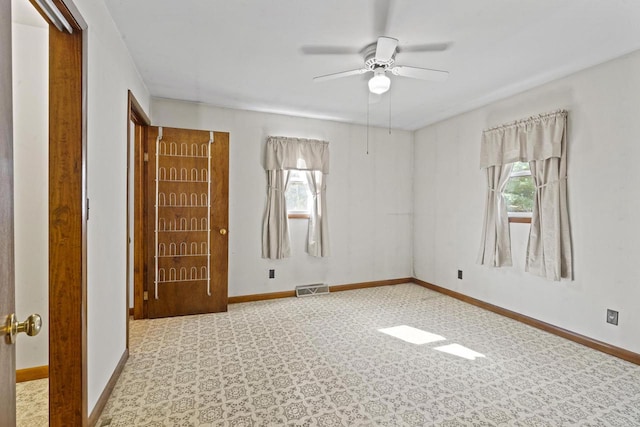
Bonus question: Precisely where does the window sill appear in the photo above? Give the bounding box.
[288,213,310,219]
[509,216,531,224]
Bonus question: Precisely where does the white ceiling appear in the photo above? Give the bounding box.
[103,0,640,130]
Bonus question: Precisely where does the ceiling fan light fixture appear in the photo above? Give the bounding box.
[368,69,390,94]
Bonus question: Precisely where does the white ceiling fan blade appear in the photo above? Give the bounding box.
[390,65,449,81]
[313,68,370,83]
[375,36,398,63]
[397,42,452,53]
[300,45,361,55]
[313,68,369,83]
[373,0,392,36]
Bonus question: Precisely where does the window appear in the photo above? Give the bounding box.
[504,162,534,223]
[285,170,311,218]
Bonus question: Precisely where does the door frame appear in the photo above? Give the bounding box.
[27,0,88,425]
[127,90,150,336]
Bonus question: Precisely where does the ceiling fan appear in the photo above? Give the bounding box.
[310,36,450,95]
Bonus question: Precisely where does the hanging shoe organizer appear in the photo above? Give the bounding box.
[154,127,214,299]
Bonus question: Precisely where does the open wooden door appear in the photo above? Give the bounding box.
[8,0,87,424]
[146,126,228,318]
[0,2,17,425]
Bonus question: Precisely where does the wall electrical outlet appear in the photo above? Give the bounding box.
[606,309,618,325]
[269,269,275,279]
[457,270,463,280]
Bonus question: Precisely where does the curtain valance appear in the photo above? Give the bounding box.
[265,136,330,174]
[479,110,567,168]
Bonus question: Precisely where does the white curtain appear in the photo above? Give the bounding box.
[262,136,330,259]
[478,110,572,280]
[526,150,572,280]
[477,163,513,267]
[305,170,329,257]
[261,170,291,259]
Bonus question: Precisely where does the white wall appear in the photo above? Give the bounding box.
[413,49,640,354]
[70,0,150,413]
[12,20,48,370]
[151,99,414,297]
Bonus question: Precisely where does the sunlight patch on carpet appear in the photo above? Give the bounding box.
[378,325,446,345]
[434,343,486,360]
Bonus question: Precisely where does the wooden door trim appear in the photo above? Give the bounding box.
[16,365,49,383]
[48,22,86,427]
[127,90,150,331]
[87,349,128,426]
[128,90,150,125]
[39,0,87,425]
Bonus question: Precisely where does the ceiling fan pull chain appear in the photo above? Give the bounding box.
[366,99,370,155]
[388,91,392,135]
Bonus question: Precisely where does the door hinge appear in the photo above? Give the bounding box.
[86,198,90,220]
[143,152,149,162]
[143,291,148,301]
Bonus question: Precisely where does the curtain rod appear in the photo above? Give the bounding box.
[267,136,329,144]
[483,109,567,134]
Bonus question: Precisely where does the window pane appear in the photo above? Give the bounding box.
[504,175,535,213]
[285,171,310,212]
[511,161,530,173]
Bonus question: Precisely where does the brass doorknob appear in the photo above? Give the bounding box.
[219,228,227,235]
[4,313,42,344]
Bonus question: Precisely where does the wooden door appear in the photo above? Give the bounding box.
[9,1,87,424]
[146,126,228,318]
[0,2,16,425]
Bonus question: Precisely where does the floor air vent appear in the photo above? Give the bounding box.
[295,283,329,297]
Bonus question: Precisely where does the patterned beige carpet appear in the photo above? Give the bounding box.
[16,378,48,426]
[93,284,640,426]
[17,284,640,425]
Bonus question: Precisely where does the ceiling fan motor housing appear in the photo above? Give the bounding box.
[363,43,395,71]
